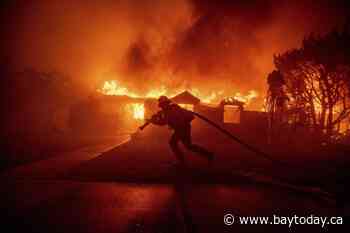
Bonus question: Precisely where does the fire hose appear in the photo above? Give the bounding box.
[138,112,335,201]
[190,111,289,166]
[139,111,289,167]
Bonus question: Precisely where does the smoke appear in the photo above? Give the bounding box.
[178,0,348,92]
[2,0,349,108]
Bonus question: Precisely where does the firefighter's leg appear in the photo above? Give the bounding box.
[181,126,214,161]
[169,132,185,164]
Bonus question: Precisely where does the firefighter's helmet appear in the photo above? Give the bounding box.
[158,95,171,108]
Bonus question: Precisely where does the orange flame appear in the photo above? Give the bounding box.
[99,80,258,106]
[100,80,139,97]
[125,103,145,120]
[232,90,258,104]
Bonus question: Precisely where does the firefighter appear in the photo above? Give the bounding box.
[149,95,214,165]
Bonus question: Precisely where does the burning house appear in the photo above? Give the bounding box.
[68,82,268,142]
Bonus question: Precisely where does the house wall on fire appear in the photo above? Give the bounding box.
[69,91,268,141]
[68,95,145,135]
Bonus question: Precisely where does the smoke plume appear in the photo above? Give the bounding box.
[2,0,349,108]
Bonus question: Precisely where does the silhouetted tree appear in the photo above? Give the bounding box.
[266,70,288,120]
[274,29,350,137]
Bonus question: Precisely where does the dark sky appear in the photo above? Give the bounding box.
[1,0,349,107]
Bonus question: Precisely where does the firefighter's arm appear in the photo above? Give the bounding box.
[149,111,167,125]
[139,121,151,130]
[139,111,167,130]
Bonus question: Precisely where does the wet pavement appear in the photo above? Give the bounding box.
[0,131,343,233]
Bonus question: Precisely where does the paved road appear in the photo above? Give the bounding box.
[0,133,342,233]
[1,136,130,180]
